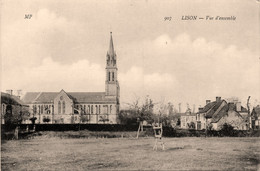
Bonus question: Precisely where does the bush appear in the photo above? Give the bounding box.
[220,123,235,136]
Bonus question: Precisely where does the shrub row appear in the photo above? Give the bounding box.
[2,124,139,132]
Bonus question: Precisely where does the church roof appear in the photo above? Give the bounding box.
[22,91,115,104]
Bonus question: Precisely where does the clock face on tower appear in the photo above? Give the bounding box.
[60,96,63,100]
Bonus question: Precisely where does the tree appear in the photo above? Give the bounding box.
[124,96,155,138]
[247,96,251,130]
[4,105,29,125]
[220,123,234,136]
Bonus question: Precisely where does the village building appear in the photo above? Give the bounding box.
[22,33,120,124]
[180,111,196,129]
[251,105,260,129]
[210,102,247,130]
[1,92,29,124]
[196,97,248,130]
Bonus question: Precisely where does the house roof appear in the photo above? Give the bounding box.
[211,104,229,123]
[252,105,260,117]
[1,92,28,106]
[22,91,116,104]
[240,106,248,113]
[197,101,217,114]
[206,100,225,118]
[211,103,243,123]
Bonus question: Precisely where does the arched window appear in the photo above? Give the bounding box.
[58,101,61,114]
[110,105,112,113]
[99,105,101,114]
[38,105,40,114]
[62,101,65,114]
[95,105,98,114]
[41,105,43,114]
[91,105,93,114]
[84,105,86,114]
[112,72,114,81]
[108,72,111,81]
[33,105,36,114]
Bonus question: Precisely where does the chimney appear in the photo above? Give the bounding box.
[236,102,241,112]
[229,102,235,111]
[206,100,211,104]
[216,96,221,102]
[6,90,13,95]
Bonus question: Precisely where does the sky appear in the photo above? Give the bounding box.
[1,0,259,111]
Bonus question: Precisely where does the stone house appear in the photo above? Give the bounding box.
[196,97,248,130]
[211,103,247,130]
[180,112,196,129]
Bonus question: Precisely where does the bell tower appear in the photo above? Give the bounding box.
[105,32,120,99]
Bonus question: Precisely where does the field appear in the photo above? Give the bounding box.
[1,134,260,170]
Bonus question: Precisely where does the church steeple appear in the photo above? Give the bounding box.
[106,32,117,67]
[108,32,115,57]
[105,32,119,98]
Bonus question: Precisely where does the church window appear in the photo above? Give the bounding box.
[84,105,86,114]
[110,105,112,113]
[108,72,111,81]
[112,72,114,81]
[62,101,65,114]
[58,101,61,114]
[91,105,93,114]
[41,105,43,114]
[39,105,41,114]
[99,105,101,114]
[33,105,36,114]
[96,105,98,114]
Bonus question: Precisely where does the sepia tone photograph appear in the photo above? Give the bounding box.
[1,0,260,170]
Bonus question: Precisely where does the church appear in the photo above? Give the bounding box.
[22,33,120,124]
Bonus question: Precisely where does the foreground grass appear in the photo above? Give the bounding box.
[1,135,260,170]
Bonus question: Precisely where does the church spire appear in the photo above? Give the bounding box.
[107,32,117,67]
[108,32,115,57]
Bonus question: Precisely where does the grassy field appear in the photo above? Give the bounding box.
[1,134,260,170]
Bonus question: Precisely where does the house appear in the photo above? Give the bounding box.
[196,97,226,130]
[211,103,247,130]
[196,97,248,130]
[22,33,120,124]
[251,105,260,129]
[180,111,196,129]
[1,92,29,124]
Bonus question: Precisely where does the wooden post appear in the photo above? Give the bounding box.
[136,122,141,139]
[14,126,19,140]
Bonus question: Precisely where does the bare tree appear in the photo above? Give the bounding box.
[247,96,251,130]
